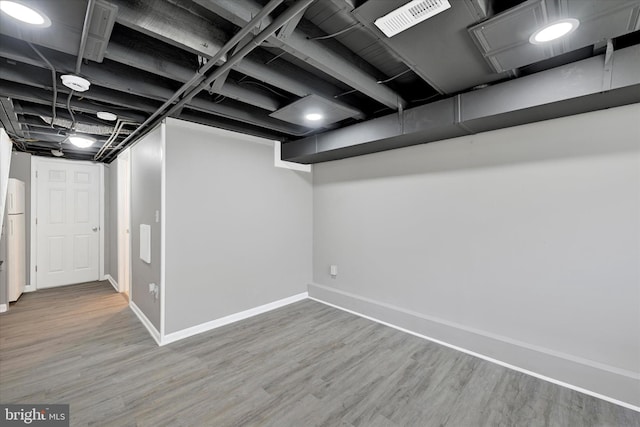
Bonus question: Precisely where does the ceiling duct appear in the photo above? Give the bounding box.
[374,0,452,37]
[39,116,133,135]
[281,44,640,164]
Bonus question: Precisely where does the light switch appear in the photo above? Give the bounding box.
[330,265,338,277]
[155,210,160,223]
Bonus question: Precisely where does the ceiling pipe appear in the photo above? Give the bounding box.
[64,0,95,137]
[27,42,58,126]
[116,0,315,156]
[76,0,95,74]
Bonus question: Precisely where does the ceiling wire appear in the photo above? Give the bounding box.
[334,89,357,99]
[377,69,411,84]
[66,91,76,130]
[238,80,289,98]
[307,23,358,41]
[411,93,440,103]
[27,42,57,127]
[265,51,286,65]
[86,99,132,110]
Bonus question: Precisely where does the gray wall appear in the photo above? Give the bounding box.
[106,161,118,280]
[131,125,163,330]
[311,104,640,406]
[164,118,312,334]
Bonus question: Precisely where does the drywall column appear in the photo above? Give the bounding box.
[163,118,312,336]
[310,104,640,407]
[130,124,164,333]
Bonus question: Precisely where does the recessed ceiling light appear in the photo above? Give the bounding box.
[50,149,63,157]
[0,1,51,27]
[529,19,579,44]
[67,134,96,148]
[97,111,117,121]
[61,74,91,92]
[305,113,323,121]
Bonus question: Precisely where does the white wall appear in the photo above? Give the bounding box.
[311,104,640,406]
[107,161,118,280]
[164,119,312,335]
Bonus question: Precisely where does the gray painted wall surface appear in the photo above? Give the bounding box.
[164,118,312,334]
[131,125,163,330]
[312,104,640,404]
[106,161,118,280]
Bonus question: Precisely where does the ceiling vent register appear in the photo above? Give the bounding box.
[374,0,451,38]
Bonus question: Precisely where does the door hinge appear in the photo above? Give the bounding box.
[35,171,38,178]
[35,218,38,225]
[35,265,38,272]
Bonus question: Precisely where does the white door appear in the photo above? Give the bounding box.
[35,158,102,288]
[117,149,131,295]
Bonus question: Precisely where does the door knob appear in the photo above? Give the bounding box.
[92,227,98,232]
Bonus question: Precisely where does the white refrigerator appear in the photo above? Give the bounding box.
[7,178,26,302]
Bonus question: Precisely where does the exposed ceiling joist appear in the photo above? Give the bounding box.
[105,38,282,111]
[234,55,364,119]
[0,97,25,138]
[0,38,308,136]
[195,0,407,110]
[0,0,638,163]
[110,0,227,59]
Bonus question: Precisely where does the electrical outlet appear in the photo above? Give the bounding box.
[148,283,159,300]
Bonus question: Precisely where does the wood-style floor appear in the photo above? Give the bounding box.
[0,282,638,426]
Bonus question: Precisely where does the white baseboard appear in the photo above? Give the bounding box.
[0,303,7,313]
[308,283,640,412]
[129,300,162,346]
[104,274,119,292]
[162,292,309,346]
[23,285,36,293]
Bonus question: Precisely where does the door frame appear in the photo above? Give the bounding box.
[29,157,105,291]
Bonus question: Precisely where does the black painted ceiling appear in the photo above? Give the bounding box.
[0,0,638,162]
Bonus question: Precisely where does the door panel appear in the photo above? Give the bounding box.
[36,159,101,288]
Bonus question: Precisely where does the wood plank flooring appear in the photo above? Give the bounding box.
[0,282,638,426]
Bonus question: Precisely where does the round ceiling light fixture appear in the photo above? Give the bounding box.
[61,74,91,92]
[0,1,51,27]
[97,111,117,121]
[67,134,96,148]
[305,113,323,121]
[529,18,580,44]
